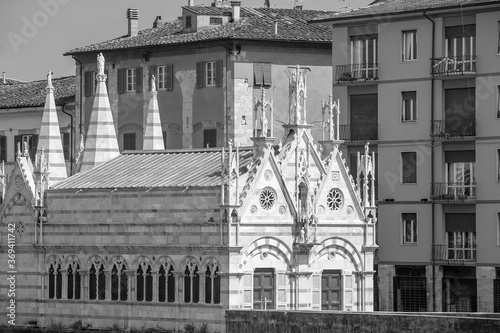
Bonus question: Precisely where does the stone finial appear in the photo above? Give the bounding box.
[151,74,156,92]
[47,71,53,88]
[254,86,273,138]
[286,65,310,125]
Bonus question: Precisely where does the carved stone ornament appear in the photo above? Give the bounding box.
[327,188,343,211]
[14,175,24,191]
[259,187,277,211]
[250,205,258,214]
[279,205,286,215]
[317,205,325,215]
[346,205,354,215]
[264,170,273,181]
[16,222,25,237]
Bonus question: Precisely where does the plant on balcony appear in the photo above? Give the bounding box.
[338,72,353,82]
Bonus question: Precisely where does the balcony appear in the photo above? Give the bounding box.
[431,56,476,77]
[431,182,476,201]
[335,63,378,84]
[432,244,476,265]
[339,123,378,142]
[431,120,475,139]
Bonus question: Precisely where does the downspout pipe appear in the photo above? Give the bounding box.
[423,11,436,312]
[61,104,74,175]
[71,55,83,146]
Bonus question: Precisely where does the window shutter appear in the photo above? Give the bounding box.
[343,271,353,311]
[84,71,92,97]
[311,274,321,310]
[117,69,124,94]
[276,271,286,310]
[215,59,223,87]
[136,67,143,93]
[149,66,156,91]
[0,136,6,162]
[242,273,253,309]
[166,64,174,91]
[30,135,39,159]
[254,63,263,86]
[196,62,204,88]
[263,63,272,86]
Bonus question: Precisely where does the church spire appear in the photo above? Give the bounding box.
[80,53,120,172]
[143,75,165,150]
[36,70,68,187]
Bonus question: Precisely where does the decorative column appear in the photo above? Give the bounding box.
[77,270,88,300]
[152,269,159,302]
[104,269,112,300]
[61,269,68,299]
[126,270,135,302]
[199,271,206,303]
[173,271,183,303]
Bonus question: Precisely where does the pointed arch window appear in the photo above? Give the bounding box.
[137,263,153,302]
[89,261,105,300]
[205,262,221,304]
[67,263,81,300]
[111,262,128,301]
[299,182,308,217]
[48,262,62,299]
[159,263,175,302]
[184,262,199,303]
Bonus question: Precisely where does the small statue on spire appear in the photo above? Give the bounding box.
[97,53,105,75]
[151,75,156,92]
[47,70,53,88]
[261,112,268,137]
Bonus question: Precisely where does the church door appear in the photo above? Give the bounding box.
[322,270,342,310]
[253,268,274,309]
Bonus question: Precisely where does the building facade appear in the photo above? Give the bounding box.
[314,0,500,313]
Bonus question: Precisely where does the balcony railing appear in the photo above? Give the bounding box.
[431,182,476,201]
[335,63,378,83]
[339,123,378,142]
[432,244,476,265]
[431,56,476,77]
[431,120,476,139]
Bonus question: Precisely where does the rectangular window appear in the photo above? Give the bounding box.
[402,91,417,122]
[401,152,417,183]
[254,63,272,86]
[350,34,378,80]
[126,68,136,92]
[498,22,500,54]
[203,129,217,148]
[0,135,6,162]
[402,213,417,244]
[156,64,173,91]
[447,231,476,260]
[445,24,476,72]
[210,17,222,25]
[157,66,166,90]
[186,15,192,28]
[61,132,70,161]
[206,61,215,86]
[402,30,417,61]
[123,133,136,150]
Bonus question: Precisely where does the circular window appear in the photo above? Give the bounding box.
[327,188,343,211]
[259,187,277,211]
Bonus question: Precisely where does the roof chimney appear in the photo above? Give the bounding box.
[264,0,270,8]
[2,72,5,84]
[294,5,303,10]
[188,0,194,5]
[153,15,162,28]
[127,8,139,37]
[231,1,241,22]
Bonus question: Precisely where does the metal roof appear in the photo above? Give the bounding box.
[52,148,254,190]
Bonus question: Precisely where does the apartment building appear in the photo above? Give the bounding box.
[313,0,500,312]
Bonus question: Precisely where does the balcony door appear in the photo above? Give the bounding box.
[446,162,475,198]
[350,35,378,80]
[445,25,476,72]
[445,213,476,261]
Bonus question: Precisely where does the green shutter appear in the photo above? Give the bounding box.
[196,62,204,88]
[117,69,124,94]
[166,64,174,91]
[136,67,143,92]
[84,71,92,97]
[215,59,223,87]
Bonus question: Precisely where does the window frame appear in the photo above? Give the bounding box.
[402,30,418,62]
[254,62,272,87]
[123,132,137,151]
[186,15,192,28]
[203,128,217,148]
[401,151,417,184]
[210,17,223,25]
[205,61,216,87]
[157,65,166,90]
[126,68,136,92]
[401,91,417,122]
[402,213,418,245]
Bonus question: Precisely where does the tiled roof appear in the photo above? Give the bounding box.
[0,77,26,85]
[65,7,333,55]
[52,148,254,190]
[0,76,75,108]
[311,0,500,23]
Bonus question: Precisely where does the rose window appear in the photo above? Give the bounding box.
[327,189,343,211]
[259,187,276,211]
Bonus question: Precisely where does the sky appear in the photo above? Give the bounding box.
[0,0,372,82]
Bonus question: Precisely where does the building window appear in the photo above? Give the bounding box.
[157,66,166,90]
[60,132,70,160]
[350,34,378,80]
[186,15,192,28]
[210,17,222,25]
[402,30,417,61]
[447,231,476,260]
[184,263,199,303]
[203,129,217,148]
[401,152,417,184]
[159,262,175,302]
[136,263,153,302]
[156,64,173,91]
[126,68,136,92]
[48,262,62,299]
[118,68,142,94]
[205,262,221,304]
[67,263,81,300]
[498,149,500,182]
[402,213,417,244]
[254,63,272,86]
[123,133,136,151]
[401,91,417,122]
[498,22,500,54]
[446,160,476,198]
[0,135,6,162]
[14,134,38,161]
[196,60,223,88]
[260,187,277,211]
[111,262,127,301]
[497,86,500,118]
[445,24,476,72]
[89,262,105,300]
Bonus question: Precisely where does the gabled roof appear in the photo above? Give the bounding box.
[65,7,333,55]
[311,0,500,23]
[52,148,254,190]
[0,76,75,109]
